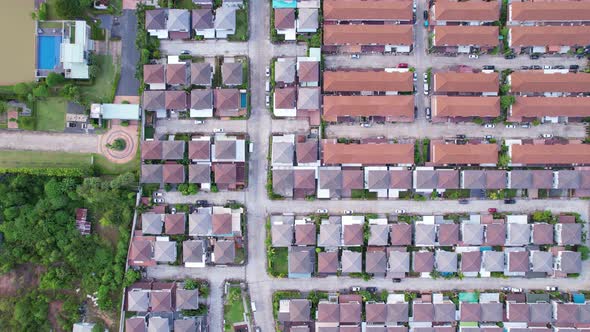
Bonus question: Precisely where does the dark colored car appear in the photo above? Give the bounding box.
[505,54,516,59]
[459,199,469,205]
[530,54,540,60]
[366,287,378,293]
[532,65,542,70]
[392,278,402,283]
[504,199,516,204]
[457,134,466,139]
[423,10,429,20]
[483,65,495,70]
[570,65,580,70]
[520,66,529,70]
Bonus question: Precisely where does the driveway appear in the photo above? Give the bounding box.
[115,10,140,96]
[0,131,99,153]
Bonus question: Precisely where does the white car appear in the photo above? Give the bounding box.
[265,95,270,107]
[194,120,204,124]
[265,66,270,77]
[153,192,163,197]
[511,287,523,293]
[316,209,328,214]
[344,210,353,215]
[423,73,428,83]
[542,133,553,138]
[361,123,371,128]
[543,65,551,69]
[546,286,558,291]
[351,286,361,292]
[171,207,177,214]
[153,198,164,204]
[213,128,224,133]
[521,123,531,128]
[351,54,360,59]
[395,209,406,214]
[468,54,479,59]
[484,123,495,128]
[505,124,516,128]
[484,135,493,140]
[413,72,417,81]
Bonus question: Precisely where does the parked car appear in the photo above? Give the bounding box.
[317,209,328,214]
[361,122,371,128]
[395,209,406,214]
[392,278,402,283]
[530,54,540,60]
[520,65,529,70]
[511,287,523,293]
[153,198,164,204]
[423,83,429,95]
[425,107,431,118]
[351,54,360,59]
[196,200,208,206]
[505,124,516,128]
[398,63,408,68]
[484,123,495,128]
[351,286,361,292]
[194,120,204,124]
[554,65,565,69]
[483,65,495,70]
[423,73,428,83]
[457,134,466,139]
[413,72,418,81]
[459,199,469,204]
[213,128,224,133]
[501,286,511,292]
[570,65,580,70]
[546,286,559,292]
[468,54,479,59]
[366,287,378,293]
[521,123,531,128]
[543,65,551,70]
[488,208,497,213]
[505,54,516,59]
[154,192,163,197]
[265,95,270,107]
[504,199,516,204]
[171,207,177,214]
[344,210,354,215]
[542,133,553,138]
[423,10,428,20]
[265,66,270,77]
[532,65,542,70]
[424,20,429,27]
[180,50,190,55]
[484,135,493,140]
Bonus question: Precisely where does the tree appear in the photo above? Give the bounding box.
[13,83,30,98]
[55,0,92,19]
[123,270,141,287]
[61,84,81,103]
[107,138,127,151]
[500,95,515,110]
[32,84,49,99]
[0,101,7,114]
[46,72,65,87]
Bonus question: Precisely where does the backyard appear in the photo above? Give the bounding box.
[224,286,246,332]
[35,97,67,131]
[228,3,249,41]
[80,55,119,103]
[268,247,288,277]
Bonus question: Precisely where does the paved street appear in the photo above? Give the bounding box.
[116,10,140,96]
[0,131,99,153]
[327,120,587,139]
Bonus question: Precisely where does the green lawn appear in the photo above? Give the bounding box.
[269,247,288,277]
[80,55,118,103]
[93,153,139,176]
[224,287,245,332]
[35,97,66,131]
[0,150,92,168]
[228,4,249,41]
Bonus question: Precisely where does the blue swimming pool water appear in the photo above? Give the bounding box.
[240,92,247,108]
[273,0,297,8]
[37,36,62,70]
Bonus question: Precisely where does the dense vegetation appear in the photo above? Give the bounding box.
[0,173,137,331]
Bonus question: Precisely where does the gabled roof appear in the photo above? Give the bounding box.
[154,240,177,262]
[275,58,296,84]
[323,24,413,46]
[188,164,211,184]
[510,2,590,22]
[176,288,199,310]
[324,70,413,93]
[433,0,500,22]
[143,90,165,110]
[323,142,414,165]
[317,251,339,274]
[167,63,187,85]
[391,223,412,246]
[222,62,243,86]
[341,250,362,273]
[324,0,413,21]
[191,63,212,86]
[510,72,590,93]
[512,143,590,165]
[323,95,414,122]
[432,96,500,118]
[434,71,500,93]
[192,9,213,29]
[413,251,434,273]
[213,239,235,264]
[275,8,295,29]
[509,26,590,47]
[512,97,590,119]
[434,26,499,47]
[461,251,481,273]
[146,9,167,30]
[165,90,188,110]
[388,250,410,273]
[144,64,165,84]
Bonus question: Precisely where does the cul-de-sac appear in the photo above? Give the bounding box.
[1,1,590,332]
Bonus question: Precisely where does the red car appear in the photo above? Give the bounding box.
[398,63,409,68]
[488,208,497,213]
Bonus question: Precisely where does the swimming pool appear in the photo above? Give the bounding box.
[240,92,247,108]
[37,35,62,70]
[272,0,297,8]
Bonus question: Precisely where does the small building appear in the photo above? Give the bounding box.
[75,208,91,236]
[90,103,141,121]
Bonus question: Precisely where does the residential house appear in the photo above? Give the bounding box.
[413,168,460,193]
[275,57,297,86]
[341,250,362,275]
[556,251,582,274]
[509,26,590,54]
[323,95,414,123]
[278,299,311,323]
[431,0,500,25]
[212,239,235,264]
[125,317,147,332]
[297,59,319,87]
[387,249,410,278]
[461,170,507,190]
[365,167,412,198]
[215,7,237,39]
[509,97,590,123]
[323,24,414,54]
[433,71,499,96]
[413,251,434,275]
[154,239,177,263]
[183,240,207,267]
[366,248,387,277]
[297,8,318,33]
[275,9,296,41]
[433,26,499,53]
[222,61,243,86]
[318,216,342,248]
[555,223,582,245]
[508,170,554,189]
[323,70,413,93]
[317,251,339,276]
[214,89,243,117]
[288,247,314,278]
[142,90,165,116]
[271,215,295,247]
[190,62,213,86]
[508,140,590,166]
[322,141,415,166]
[508,2,590,25]
[192,9,215,39]
[146,9,168,39]
[165,90,188,112]
[274,87,297,117]
[509,72,590,95]
[129,237,155,266]
[141,141,185,160]
[435,250,458,273]
[167,9,191,39]
[430,141,499,166]
[166,63,188,86]
[431,96,500,122]
[144,64,166,90]
[190,89,214,117]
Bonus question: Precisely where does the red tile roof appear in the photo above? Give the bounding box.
[324,70,413,92]
[510,2,590,22]
[323,142,414,165]
[431,142,499,165]
[434,26,499,47]
[509,26,590,47]
[432,96,500,118]
[434,71,499,93]
[511,142,590,165]
[434,0,500,22]
[323,24,413,46]
[324,0,413,21]
[510,72,590,93]
[323,95,414,122]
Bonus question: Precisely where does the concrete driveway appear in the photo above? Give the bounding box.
[115,10,140,96]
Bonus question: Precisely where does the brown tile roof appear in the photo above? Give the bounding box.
[323,24,413,46]
[317,251,339,274]
[214,89,240,111]
[366,302,387,323]
[294,169,316,190]
[434,26,499,47]
[510,72,590,93]
[434,72,499,93]
[295,223,317,245]
[221,62,243,86]
[163,164,185,183]
[166,63,187,85]
[532,223,554,245]
[510,26,590,47]
[342,169,364,190]
[150,289,172,312]
[214,163,237,186]
[461,251,482,273]
[431,142,499,165]
[485,223,506,246]
[391,223,412,246]
[274,87,296,109]
[432,96,500,118]
[340,301,362,323]
[188,140,211,160]
[511,97,590,119]
[323,95,414,122]
[413,251,434,272]
[165,213,186,234]
[391,170,413,189]
[298,61,320,84]
[143,90,165,110]
[461,303,481,322]
[324,0,413,21]
[126,317,146,332]
[212,213,232,235]
[142,141,163,160]
[324,70,413,92]
[512,142,590,165]
[508,251,529,273]
[144,64,165,84]
[165,90,188,109]
[275,8,295,29]
[190,62,212,86]
[296,140,318,164]
[434,0,500,21]
[509,2,590,22]
[343,224,364,246]
[507,302,529,322]
[130,239,154,262]
[318,302,340,322]
[438,223,459,246]
[323,142,414,165]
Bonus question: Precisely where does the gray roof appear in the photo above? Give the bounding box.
[435,250,458,273]
[388,250,410,273]
[461,223,484,245]
[318,223,342,247]
[191,63,212,86]
[271,222,293,247]
[167,9,190,31]
[556,170,582,189]
[531,251,553,273]
[289,247,314,275]
[189,213,212,235]
[192,9,213,30]
[190,89,213,109]
[214,7,237,30]
[367,170,390,189]
[275,58,296,84]
[510,170,553,189]
[483,251,504,272]
[174,319,196,332]
[162,141,185,160]
[529,303,552,323]
[297,87,320,110]
[557,223,582,245]
[142,213,164,234]
[176,288,199,310]
[213,239,235,264]
[506,223,530,246]
[128,290,150,311]
[415,170,459,189]
[319,168,343,190]
[387,303,409,322]
[141,164,163,184]
[183,240,205,263]
[188,164,211,184]
[154,241,177,262]
[560,251,581,274]
[272,169,294,197]
[222,62,243,86]
[148,317,169,332]
[434,303,456,323]
[289,299,311,322]
[143,90,165,110]
[272,141,294,165]
[341,250,362,273]
[369,224,389,246]
[415,223,436,246]
[365,250,387,274]
[73,323,95,332]
[297,8,319,30]
[462,170,506,189]
[481,302,503,322]
[146,9,166,30]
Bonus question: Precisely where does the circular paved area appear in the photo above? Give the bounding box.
[99,125,138,164]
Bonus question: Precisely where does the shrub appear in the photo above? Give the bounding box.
[107,138,126,151]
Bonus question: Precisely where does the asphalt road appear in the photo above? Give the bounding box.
[115,10,140,96]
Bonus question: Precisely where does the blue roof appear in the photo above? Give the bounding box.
[273,0,297,8]
[101,104,140,120]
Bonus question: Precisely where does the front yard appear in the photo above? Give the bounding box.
[268,247,288,277]
[35,97,66,131]
[224,286,246,332]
